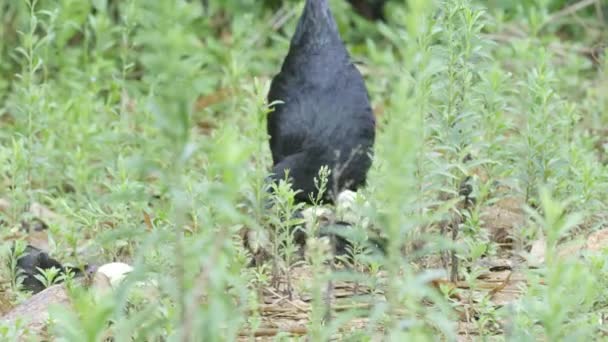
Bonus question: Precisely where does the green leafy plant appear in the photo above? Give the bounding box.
[0,0,606,340]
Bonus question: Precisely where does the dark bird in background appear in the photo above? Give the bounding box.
[267,0,375,204]
[345,0,387,21]
[263,0,388,21]
[14,245,85,294]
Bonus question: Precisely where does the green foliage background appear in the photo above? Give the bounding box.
[0,0,607,340]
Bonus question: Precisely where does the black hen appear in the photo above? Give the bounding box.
[267,0,375,204]
[15,245,84,294]
[346,0,387,21]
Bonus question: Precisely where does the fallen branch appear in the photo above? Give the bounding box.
[240,326,308,337]
[545,0,598,26]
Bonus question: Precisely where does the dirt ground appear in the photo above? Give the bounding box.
[2,195,607,340]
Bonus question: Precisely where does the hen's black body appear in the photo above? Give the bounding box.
[346,0,386,21]
[267,0,375,204]
[15,245,84,294]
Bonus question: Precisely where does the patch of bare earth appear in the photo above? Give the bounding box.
[4,194,608,340]
[243,194,608,340]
